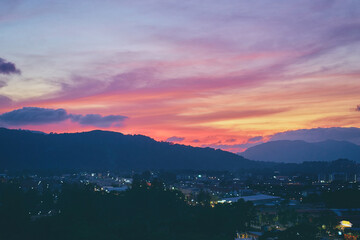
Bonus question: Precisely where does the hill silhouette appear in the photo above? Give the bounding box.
[0,128,255,171]
[241,140,360,163]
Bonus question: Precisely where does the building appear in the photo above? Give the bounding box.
[219,194,281,206]
[102,186,129,193]
[235,232,262,240]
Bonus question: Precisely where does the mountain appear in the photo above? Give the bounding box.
[241,140,360,163]
[269,127,360,145]
[0,128,255,171]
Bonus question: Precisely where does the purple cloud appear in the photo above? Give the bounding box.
[0,107,127,127]
[0,95,12,107]
[0,107,68,125]
[248,136,263,142]
[356,105,360,112]
[70,114,127,127]
[166,136,185,142]
[0,58,20,75]
[0,81,7,88]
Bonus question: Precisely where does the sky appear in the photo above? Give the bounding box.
[0,0,360,152]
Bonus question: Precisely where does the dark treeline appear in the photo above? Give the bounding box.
[0,180,255,240]
[304,189,360,208]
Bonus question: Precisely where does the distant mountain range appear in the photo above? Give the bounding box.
[241,140,360,163]
[0,128,257,171]
[269,127,360,145]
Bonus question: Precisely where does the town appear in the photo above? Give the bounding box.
[1,159,359,240]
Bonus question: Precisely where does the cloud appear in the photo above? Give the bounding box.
[176,108,291,124]
[110,68,158,90]
[269,127,360,145]
[0,58,21,75]
[70,114,127,127]
[0,95,12,107]
[204,136,265,153]
[202,142,260,153]
[211,127,360,153]
[166,136,185,142]
[0,80,7,88]
[0,107,127,127]
[0,107,68,125]
[248,136,263,142]
[356,105,360,112]
[192,139,200,143]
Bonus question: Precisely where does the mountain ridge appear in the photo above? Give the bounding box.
[241,139,360,163]
[0,128,257,171]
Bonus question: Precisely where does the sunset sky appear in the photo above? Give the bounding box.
[0,0,360,152]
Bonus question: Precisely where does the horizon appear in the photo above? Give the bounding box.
[1,0,360,152]
[2,126,360,154]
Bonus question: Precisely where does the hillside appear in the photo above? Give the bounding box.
[0,128,255,171]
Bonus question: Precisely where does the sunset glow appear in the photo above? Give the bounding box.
[1,0,360,152]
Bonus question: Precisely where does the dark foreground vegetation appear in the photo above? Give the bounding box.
[2,170,360,240]
[0,180,255,240]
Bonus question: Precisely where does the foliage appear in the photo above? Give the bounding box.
[0,181,256,240]
[260,223,318,240]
